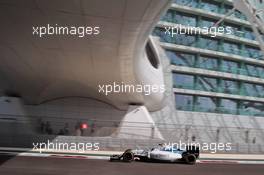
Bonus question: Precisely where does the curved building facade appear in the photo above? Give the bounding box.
[152,0,264,153]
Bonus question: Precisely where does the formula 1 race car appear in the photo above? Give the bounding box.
[110,144,199,165]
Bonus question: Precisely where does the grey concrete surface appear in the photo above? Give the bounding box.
[0,155,264,175]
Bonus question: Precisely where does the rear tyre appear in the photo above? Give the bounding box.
[122,149,134,162]
[184,154,196,165]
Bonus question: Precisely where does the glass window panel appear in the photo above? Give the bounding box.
[220,99,238,114]
[245,64,260,77]
[166,51,195,66]
[200,17,216,28]
[197,76,218,92]
[222,41,240,55]
[222,4,233,14]
[223,5,247,20]
[240,101,264,116]
[243,83,264,97]
[175,12,197,27]
[175,94,193,111]
[200,0,220,13]
[222,79,239,94]
[244,46,263,59]
[222,23,241,37]
[222,60,238,74]
[173,0,198,8]
[197,56,218,70]
[199,37,218,50]
[152,27,175,44]
[175,34,196,46]
[173,73,194,89]
[152,28,197,46]
[233,10,247,20]
[256,66,264,78]
[161,9,174,23]
[244,28,256,40]
[196,96,217,112]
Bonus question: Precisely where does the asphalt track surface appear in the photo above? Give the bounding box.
[0,155,264,175]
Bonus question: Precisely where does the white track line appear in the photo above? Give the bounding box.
[0,151,109,160]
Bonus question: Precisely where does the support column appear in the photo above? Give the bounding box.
[112,105,164,140]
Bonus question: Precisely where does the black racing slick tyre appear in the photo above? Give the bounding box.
[184,154,196,165]
[122,149,134,162]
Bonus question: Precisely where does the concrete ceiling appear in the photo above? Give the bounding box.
[0,0,171,110]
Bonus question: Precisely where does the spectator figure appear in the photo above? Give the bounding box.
[151,126,155,139]
[80,127,84,136]
[63,122,69,135]
[114,122,119,128]
[216,128,220,143]
[45,121,53,135]
[191,135,196,142]
[40,121,45,134]
[58,129,64,135]
[245,130,249,143]
[76,128,81,136]
[91,122,95,134]
[75,122,82,136]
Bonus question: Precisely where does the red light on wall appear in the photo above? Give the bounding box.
[80,123,88,129]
